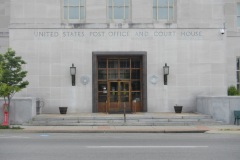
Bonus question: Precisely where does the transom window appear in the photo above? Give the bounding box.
[63,0,85,21]
[237,3,240,28]
[108,0,130,21]
[153,0,174,21]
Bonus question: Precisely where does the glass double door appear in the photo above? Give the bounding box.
[108,81,130,113]
[97,57,142,113]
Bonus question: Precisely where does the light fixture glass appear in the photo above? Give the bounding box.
[163,63,169,75]
[70,64,76,75]
[70,63,76,86]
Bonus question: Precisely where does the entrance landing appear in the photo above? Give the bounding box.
[28,113,223,126]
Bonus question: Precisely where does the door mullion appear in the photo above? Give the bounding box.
[118,81,120,111]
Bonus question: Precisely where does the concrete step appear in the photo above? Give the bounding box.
[26,121,222,126]
[26,113,223,126]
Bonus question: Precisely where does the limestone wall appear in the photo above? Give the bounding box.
[9,28,226,113]
[197,96,240,124]
[0,0,10,53]
[0,98,37,125]
[7,0,235,113]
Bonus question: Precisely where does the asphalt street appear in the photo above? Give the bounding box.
[0,133,240,160]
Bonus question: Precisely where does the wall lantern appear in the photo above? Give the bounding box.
[163,63,169,85]
[70,63,76,86]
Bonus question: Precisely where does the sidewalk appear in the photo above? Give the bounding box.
[2,125,239,134]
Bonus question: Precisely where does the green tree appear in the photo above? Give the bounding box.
[0,63,2,80]
[0,48,29,112]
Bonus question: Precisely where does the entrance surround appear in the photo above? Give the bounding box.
[92,52,147,113]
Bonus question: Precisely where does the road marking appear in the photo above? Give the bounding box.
[0,136,30,139]
[40,134,49,137]
[87,146,209,149]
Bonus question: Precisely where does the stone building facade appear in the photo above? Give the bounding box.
[1,0,240,114]
[0,0,9,53]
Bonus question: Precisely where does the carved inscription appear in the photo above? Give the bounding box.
[34,32,59,37]
[154,31,176,37]
[108,31,129,37]
[63,31,84,37]
[181,31,202,37]
[33,30,204,39]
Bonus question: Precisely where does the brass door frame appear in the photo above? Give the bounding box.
[92,52,147,113]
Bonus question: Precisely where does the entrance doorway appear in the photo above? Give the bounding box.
[96,56,143,113]
[108,81,130,113]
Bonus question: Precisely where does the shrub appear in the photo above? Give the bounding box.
[228,85,240,96]
[0,125,22,129]
[0,125,10,129]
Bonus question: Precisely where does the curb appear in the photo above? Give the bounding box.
[2,125,240,134]
[0,129,208,134]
